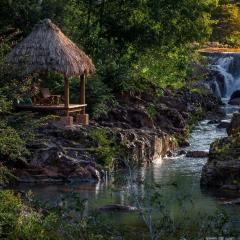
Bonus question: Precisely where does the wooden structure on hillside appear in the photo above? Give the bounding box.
[6,19,95,125]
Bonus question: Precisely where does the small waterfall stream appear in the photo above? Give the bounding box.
[208,52,240,99]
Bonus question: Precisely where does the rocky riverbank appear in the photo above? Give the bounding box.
[14,87,221,184]
[201,113,240,193]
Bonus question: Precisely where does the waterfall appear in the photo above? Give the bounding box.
[207,52,240,99]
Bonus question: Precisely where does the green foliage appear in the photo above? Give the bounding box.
[86,76,117,118]
[0,121,29,164]
[145,104,157,119]
[0,164,15,186]
[190,87,208,95]
[89,128,118,167]
[133,46,190,94]
[0,190,60,240]
[0,95,12,114]
[211,3,240,47]
[0,0,221,116]
[0,190,114,239]
[6,112,60,142]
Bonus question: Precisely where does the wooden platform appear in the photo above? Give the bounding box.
[15,104,86,113]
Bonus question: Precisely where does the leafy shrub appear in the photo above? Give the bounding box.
[0,95,12,114]
[0,190,60,240]
[0,121,29,164]
[211,3,240,47]
[6,112,60,142]
[0,190,111,240]
[145,104,157,119]
[89,128,118,167]
[0,164,15,186]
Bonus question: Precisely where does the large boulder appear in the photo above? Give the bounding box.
[201,114,240,192]
[227,113,240,136]
[217,120,230,129]
[16,123,176,183]
[186,151,209,158]
[229,90,240,105]
[99,204,138,212]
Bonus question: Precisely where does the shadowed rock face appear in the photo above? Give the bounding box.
[227,113,240,135]
[229,90,240,105]
[186,151,209,158]
[97,88,221,136]
[17,123,175,184]
[201,113,240,193]
[99,204,138,212]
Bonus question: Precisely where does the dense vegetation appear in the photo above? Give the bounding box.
[0,0,239,117]
[0,0,238,167]
[0,0,240,239]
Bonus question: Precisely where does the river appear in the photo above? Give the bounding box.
[16,51,240,237]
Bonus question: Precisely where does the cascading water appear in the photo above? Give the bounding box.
[207,52,240,100]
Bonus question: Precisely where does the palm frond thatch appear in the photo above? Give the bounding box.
[6,19,95,77]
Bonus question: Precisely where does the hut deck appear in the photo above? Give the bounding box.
[16,104,86,113]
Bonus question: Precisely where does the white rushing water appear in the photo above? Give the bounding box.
[209,52,240,98]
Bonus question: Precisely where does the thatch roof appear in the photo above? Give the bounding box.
[6,19,95,77]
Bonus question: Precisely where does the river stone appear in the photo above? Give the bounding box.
[179,139,190,147]
[229,90,240,105]
[208,119,220,125]
[217,120,230,129]
[186,151,209,158]
[201,113,240,193]
[229,98,240,105]
[99,204,138,212]
[227,113,240,135]
[177,150,187,156]
[230,90,240,99]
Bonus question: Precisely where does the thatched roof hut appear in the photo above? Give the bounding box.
[7,19,95,125]
[6,18,95,77]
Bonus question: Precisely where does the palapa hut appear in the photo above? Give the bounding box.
[6,18,95,125]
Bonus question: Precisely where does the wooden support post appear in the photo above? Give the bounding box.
[64,75,69,116]
[80,74,86,114]
[77,74,89,125]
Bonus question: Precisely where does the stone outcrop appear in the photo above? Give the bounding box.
[16,123,175,183]
[99,204,138,212]
[201,113,240,193]
[186,151,209,158]
[227,113,240,135]
[15,87,221,184]
[217,120,230,129]
[98,88,221,137]
[229,90,240,105]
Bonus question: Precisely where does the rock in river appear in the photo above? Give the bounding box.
[227,113,240,135]
[229,90,240,105]
[99,204,138,212]
[201,113,240,192]
[217,120,230,129]
[186,151,209,158]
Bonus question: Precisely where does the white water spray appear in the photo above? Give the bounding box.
[208,53,240,99]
